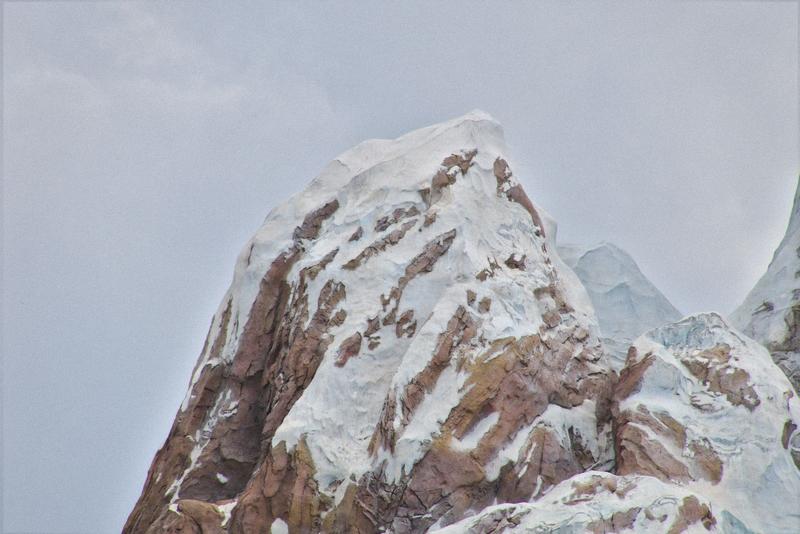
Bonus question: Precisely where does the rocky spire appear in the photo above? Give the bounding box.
[731,177,800,392]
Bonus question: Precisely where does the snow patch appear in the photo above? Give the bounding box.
[450,412,499,452]
[270,518,289,534]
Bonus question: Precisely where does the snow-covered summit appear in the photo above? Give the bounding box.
[731,177,800,392]
[288,109,503,206]
[126,111,614,533]
[559,241,682,369]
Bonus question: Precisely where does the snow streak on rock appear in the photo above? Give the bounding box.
[433,471,718,534]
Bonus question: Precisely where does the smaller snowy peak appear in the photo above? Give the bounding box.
[615,312,800,533]
[731,177,800,392]
[558,241,681,369]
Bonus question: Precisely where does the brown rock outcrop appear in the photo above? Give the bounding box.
[145,499,227,534]
[351,295,614,532]
[419,150,477,207]
[124,198,341,533]
[493,157,545,237]
[343,219,417,270]
[679,344,760,411]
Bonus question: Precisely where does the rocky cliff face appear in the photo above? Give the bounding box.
[731,178,800,393]
[558,242,682,370]
[439,313,800,533]
[126,113,800,533]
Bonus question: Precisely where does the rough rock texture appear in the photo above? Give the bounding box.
[559,242,682,370]
[127,114,800,534]
[445,312,800,534]
[731,177,800,393]
[433,471,719,534]
[614,313,800,533]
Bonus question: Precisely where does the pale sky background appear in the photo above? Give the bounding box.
[2,1,798,532]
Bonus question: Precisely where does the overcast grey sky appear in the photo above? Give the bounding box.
[2,1,797,532]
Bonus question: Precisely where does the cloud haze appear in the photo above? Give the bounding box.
[3,1,797,532]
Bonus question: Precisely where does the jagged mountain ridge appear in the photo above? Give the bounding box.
[731,178,800,393]
[126,112,800,533]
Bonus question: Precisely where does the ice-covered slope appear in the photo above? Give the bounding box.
[559,242,682,369]
[731,178,800,392]
[125,111,615,533]
[614,313,800,533]
[434,471,720,533]
[443,313,800,534]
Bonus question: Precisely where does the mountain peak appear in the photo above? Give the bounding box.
[125,115,800,534]
[558,241,682,369]
[294,111,506,222]
[731,177,800,391]
[126,112,617,533]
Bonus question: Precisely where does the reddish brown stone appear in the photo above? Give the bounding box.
[348,226,364,242]
[301,248,339,281]
[124,199,341,533]
[615,353,656,401]
[395,310,416,339]
[504,254,526,270]
[667,496,716,533]
[493,158,545,237]
[343,220,417,270]
[476,257,501,282]
[586,507,642,533]
[293,199,340,241]
[689,439,723,484]
[126,156,625,534]
[615,424,691,483]
[364,316,381,337]
[423,150,477,207]
[375,206,421,232]
[543,311,561,329]
[335,332,363,367]
[783,420,798,449]
[493,158,512,190]
[357,301,614,532]
[443,149,477,174]
[680,345,760,411]
[498,426,584,502]
[229,439,330,534]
